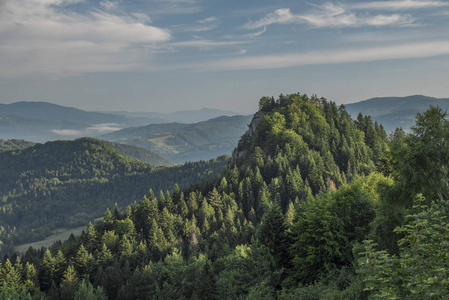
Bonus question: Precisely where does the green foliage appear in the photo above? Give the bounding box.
[2,93,393,299]
[290,181,375,284]
[0,139,35,153]
[102,115,252,164]
[104,141,173,166]
[359,195,449,299]
[74,279,106,300]
[0,138,228,246]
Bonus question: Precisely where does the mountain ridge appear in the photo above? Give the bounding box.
[345,95,449,132]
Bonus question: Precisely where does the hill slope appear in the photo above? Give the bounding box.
[104,107,242,124]
[105,141,173,166]
[0,102,160,142]
[0,139,35,153]
[0,138,228,245]
[100,115,252,163]
[346,95,449,132]
[0,93,403,299]
[0,101,154,127]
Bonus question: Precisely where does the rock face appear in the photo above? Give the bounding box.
[230,112,264,165]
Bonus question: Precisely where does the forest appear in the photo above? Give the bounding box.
[0,138,228,252]
[0,93,447,299]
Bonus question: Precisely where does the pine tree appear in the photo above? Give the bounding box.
[60,265,78,300]
[39,250,55,291]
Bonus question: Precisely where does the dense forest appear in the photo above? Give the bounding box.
[0,139,35,153]
[0,93,447,299]
[104,142,173,167]
[0,138,228,250]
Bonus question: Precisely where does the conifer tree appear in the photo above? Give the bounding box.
[60,265,78,300]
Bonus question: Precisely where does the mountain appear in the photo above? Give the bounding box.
[100,115,252,164]
[345,95,449,132]
[0,139,35,152]
[105,141,173,166]
[2,93,447,299]
[0,138,228,246]
[103,107,242,124]
[0,102,161,142]
[0,101,154,126]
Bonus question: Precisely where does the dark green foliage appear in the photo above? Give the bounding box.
[290,181,375,284]
[0,138,228,246]
[1,93,396,299]
[104,141,173,166]
[0,139,35,153]
[359,196,449,299]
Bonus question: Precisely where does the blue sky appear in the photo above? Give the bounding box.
[1,0,449,113]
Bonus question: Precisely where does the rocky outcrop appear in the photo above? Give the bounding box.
[230,112,264,165]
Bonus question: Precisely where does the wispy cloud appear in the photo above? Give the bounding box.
[145,0,203,15]
[244,26,267,38]
[244,3,415,29]
[0,0,170,77]
[170,39,247,48]
[197,40,449,71]
[99,0,118,10]
[172,16,220,32]
[350,0,449,10]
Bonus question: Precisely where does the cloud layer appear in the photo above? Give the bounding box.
[0,0,171,77]
[244,3,416,29]
[201,40,449,71]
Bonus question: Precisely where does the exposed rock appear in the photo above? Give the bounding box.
[230,112,264,165]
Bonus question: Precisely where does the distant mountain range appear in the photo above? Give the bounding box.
[346,95,449,132]
[3,96,448,162]
[100,115,252,164]
[103,107,243,124]
[0,102,246,156]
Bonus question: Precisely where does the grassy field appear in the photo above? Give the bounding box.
[15,225,87,254]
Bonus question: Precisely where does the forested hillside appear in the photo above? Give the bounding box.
[105,142,173,166]
[1,93,448,299]
[100,115,252,164]
[0,138,228,250]
[0,139,35,152]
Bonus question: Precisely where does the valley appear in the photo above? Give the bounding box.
[0,94,449,299]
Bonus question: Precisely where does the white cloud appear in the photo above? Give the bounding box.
[350,0,449,10]
[87,123,121,134]
[0,0,171,77]
[172,16,220,32]
[244,26,267,38]
[99,0,118,10]
[171,40,247,48]
[244,4,415,29]
[51,123,121,136]
[144,0,202,15]
[244,8,298,29]
[51,129,83,136]
[197,40,449,71]
[198,17,218,24]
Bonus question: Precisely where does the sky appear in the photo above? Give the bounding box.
[1,0,449,113]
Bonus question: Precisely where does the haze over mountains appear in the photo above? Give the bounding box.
[346,95,449,132]
[1,95,449,165]
[0,101,244,143]
[103,108,243,124]
[100,115,252,164]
